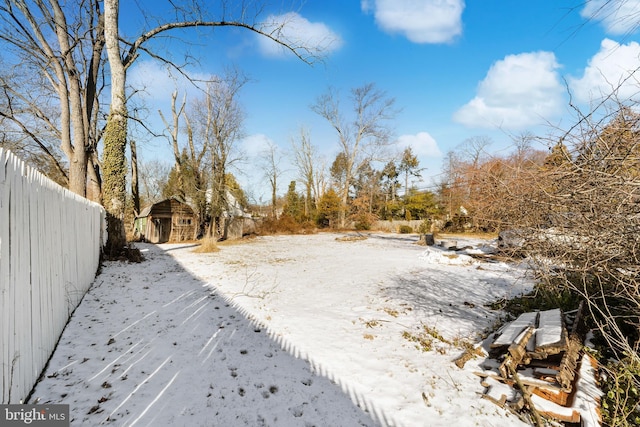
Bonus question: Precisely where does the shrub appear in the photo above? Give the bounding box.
[256,215,316,235]
[354,221,371,230]
[353,212,376,230]
[601,357,640,427]
[193,236,219,253]
[417,219,432,234]
[398,225,413,234]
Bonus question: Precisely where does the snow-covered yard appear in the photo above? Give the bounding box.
[30,233,534,426]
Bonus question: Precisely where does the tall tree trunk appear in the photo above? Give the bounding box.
[67,150,88,196]
[159,91,185,199]
[130,139,140,215]
[87,154,102,203]
[50,0,90,197]
[305,182,311,218]
[271,174,277,218]
[103,0,128,254]
[340,165,352,228]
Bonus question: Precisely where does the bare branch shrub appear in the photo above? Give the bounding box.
[508,103,640,425]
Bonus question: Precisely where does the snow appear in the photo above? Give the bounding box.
[29,232,534,426]
[492,312,537,347]
[572,354,603,427]
[536,309,563,348]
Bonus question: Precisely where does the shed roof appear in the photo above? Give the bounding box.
[136,197,192,219]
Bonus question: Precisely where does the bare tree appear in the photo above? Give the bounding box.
[157,89,209,232]
[291,127,321,218]
[182,110,209,233]
[0,77,69,186]
[261,141,285,218]
[159,91,188,200]
[187,69,247,238]
[0,0,106,197]
[312,83,397,227]
[138,159,170,204]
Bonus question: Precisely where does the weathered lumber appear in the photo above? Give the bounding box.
[492,312,538,348]
[508,364,545,427]
[556,334,583,391]
[453,346,485,369]
[509,326,536,360]
[556,301,586,391]
[530,394,581,423]
[530,384,573,406]
[530,308,567,358]
[499,326,535,378]
[536,309,565,347]
[475,371,564,393]
[481,391,508,408]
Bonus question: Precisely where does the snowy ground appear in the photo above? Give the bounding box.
[30,232,535,426]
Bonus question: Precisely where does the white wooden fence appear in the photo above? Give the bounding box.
[0,148,106,404]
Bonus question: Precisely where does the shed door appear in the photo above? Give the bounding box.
[158,218,171,243]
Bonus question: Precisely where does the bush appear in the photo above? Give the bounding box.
[354,220,371,231]
[398,225,413,234]
[352,211,376,231]
[256,215,316,235]
[601,357,640,427]
[417,219,431,234]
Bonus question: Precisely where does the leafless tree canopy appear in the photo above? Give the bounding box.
[312,82,397,227]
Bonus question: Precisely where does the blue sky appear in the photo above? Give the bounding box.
[127,0,640,201]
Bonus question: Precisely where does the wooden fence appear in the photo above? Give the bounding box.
[0,149,106,403]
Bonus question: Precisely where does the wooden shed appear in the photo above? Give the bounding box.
[133,198,197,243]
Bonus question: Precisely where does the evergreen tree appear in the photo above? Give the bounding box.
[316,189,341,228]
[398,147,422,198]
[283,181,304,221]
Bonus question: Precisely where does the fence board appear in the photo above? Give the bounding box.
[0,149,105,403]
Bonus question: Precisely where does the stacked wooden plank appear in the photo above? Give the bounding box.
[475,302,602,425]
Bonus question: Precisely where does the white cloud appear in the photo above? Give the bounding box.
[128,61,177,104]
[128,61,210,105]
[397,132,442,158]
[361,0,464,44]
[453,51,564,129]
[569,38,640,103]
[257,12,343,58]
[241,134,273,158]
[581,0,640,35]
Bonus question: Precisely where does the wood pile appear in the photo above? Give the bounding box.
[471,302,603,426]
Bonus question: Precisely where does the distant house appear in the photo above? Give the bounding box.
[206,188,256,241]
[133,198,197,243]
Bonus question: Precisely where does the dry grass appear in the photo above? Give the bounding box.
[335,234,368,242]
[192,237,220,253]
[217,236,257,246]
